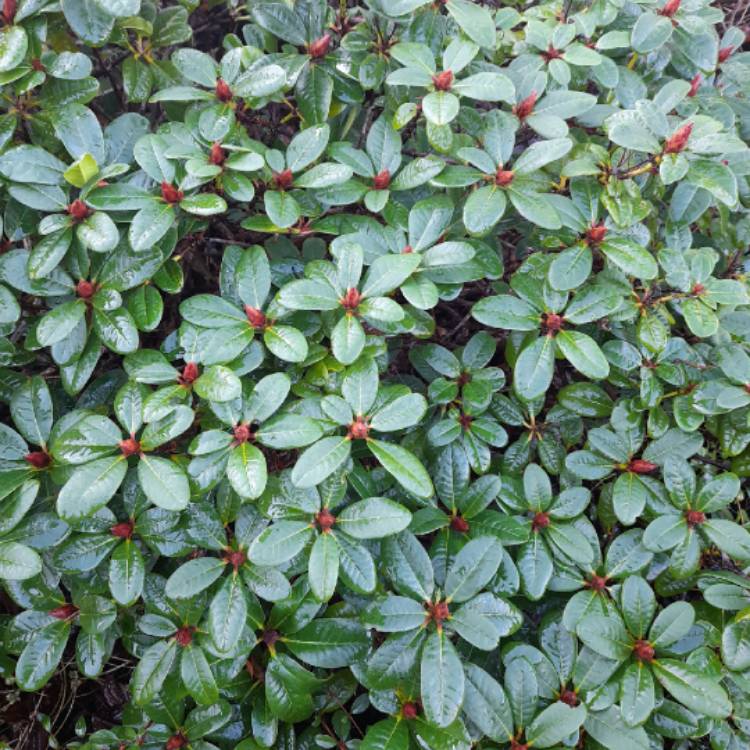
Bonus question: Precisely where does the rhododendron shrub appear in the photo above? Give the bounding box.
[0,0,749,748]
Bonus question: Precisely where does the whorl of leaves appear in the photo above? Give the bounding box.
[1,0,750,748]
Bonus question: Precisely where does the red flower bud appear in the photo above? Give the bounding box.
[31,58,45,72]
[166,733,188,750]
[685,509,706,527]
[372,169,391,190]
[174,627,194,648]
[588,574,608,592]
[542,45,563,61]
[542,312,564,335]
[308,33,332,59]
[532,511,550,532]
[224,549,246,571]
[119,438,141,457]
[76,279,95,299]
[272,169,294,190]
[687,73,701,97]
[245,305,267,328]
[627,459,658,474]
[209,142,226,166]
[432,70,454,91]
[111,520,134,539]
[262,629,280,648]
[161,181,184,204]
[513,90,538,119]
[458,413,473,431]
[347,416,369,440]
[402,702,419,720]
[179,362,199,385]
[658,0,680,17]
[215,78,233,102]
[427,600,450,625]
[315,508,336,532]
[2,0,16,23]
[233,423,253,444]
[49,603,78,620]
[24,451,50,469]
[494,168,515,187]
[340,287,362,311]
[663,122,692,154]
[586,222,607,245]
[560,689,579,706]
[633,639,655,662]
[67,199,91,223]
[450,515,470,533]
[692,282,705,296]
[402,245,413,254]
[718,46,734,63]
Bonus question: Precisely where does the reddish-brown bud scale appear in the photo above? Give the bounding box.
[510,741,529,750]
[49,603,78,620]
[542,312,564,335]
[209,142,226,166]
[402,244,414,254]
[685,509,706,527]
[308,33,332,58]
[658,0,680,17]
[532,511,551,532]
[458,413,473,431]
[372,169,391,190]
[560,689,579,706]
[120,438,141,457]
[348,416,369,440]
[246,657,265,683]
[233,424,253,444]
[165,733,188,750]
[315,508,336,532]
[273,169,294,190]
[432,70,454,91]
[402,702,419,720]
[67,199,91,222]
[179,362,199,385]
[588,574,608,592]
[586,222,607,245]
[633,639,655,662]
[225,549,246,571]
[513,91,538,119]
[31,58,45,72]
[542,45,562,61]
[692,283,705,296]
[687,74,701,96]
[76,279,95,299]
[494,169,514,187]
[262,629,280,648]
[25,451,50,469]
[663,123,693,154]
[627,459,658,474]
[215,78,233,102]
[111,520,134,539]
[450,515,470,533]
[718,46,734,63]
[245,305,267,328]
[2,0,16,23]
[175,627,194,647]
[161,181,183,204]
[341,287,362,311]
[426,600,450,625]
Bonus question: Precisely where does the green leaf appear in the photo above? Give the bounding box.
[285,618,369,668]
[527,702,587,747]
[556,330,609,380]
[445,536,503,603]
[165,557,226,599]
[292,436,352,488]
[652,659,732,719]
[248,520,314,566]
[209,573,248,653]
[16,621,70,691]
[57,456,127,521]
[336,497,412,539]
[308,532,339,601]
[137,455,190,511]
[445,0,496,48]
[514,336,554,401]
[181,644,219,705]
[0,541,42,580]
[421,629,464,728]
[367,439,433,498]
[227,442,267,499]
[132,639,178,705]
[109,539,144,606]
